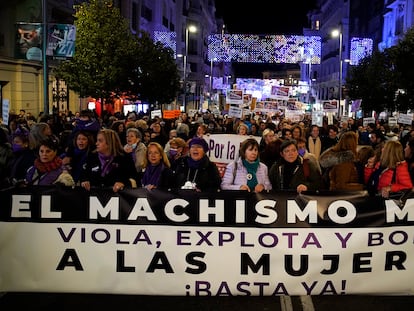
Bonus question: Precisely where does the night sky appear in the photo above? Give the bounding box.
[215,0,317,35]
[214,0,318,77]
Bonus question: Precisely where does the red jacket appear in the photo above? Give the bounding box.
[365,161,413,192]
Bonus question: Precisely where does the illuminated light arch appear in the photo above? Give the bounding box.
[208,34,321,64]
[153,32,372,66]
[350,37,373,65]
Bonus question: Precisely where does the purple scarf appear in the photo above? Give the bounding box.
[142,163,164,186]
[98,153,115,177]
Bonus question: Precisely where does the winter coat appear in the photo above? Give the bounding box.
[173,155,222,192]
[221,157,272,191]
[25,165,64,185]
[0,143,13,187]
[319,148,363,191]
[80,152,136,188]
[269,156,322,192]
[307,136,322,160]
[364,161,413,193]
[8,148,36,184]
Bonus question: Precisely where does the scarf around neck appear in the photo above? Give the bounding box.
[34,156,63,173]
[98,153,115,177]
[281,158,300,190]
[142,163,164,186]
[242,158,259,191]
[187,156,205,169]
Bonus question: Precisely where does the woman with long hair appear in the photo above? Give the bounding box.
[365,140,413,198]
[319,131,363,191]
[141,142,173,190]
[124,127,147,183]
[61,130,95,184]
[80,129,136,192]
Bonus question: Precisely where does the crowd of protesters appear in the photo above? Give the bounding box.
[1,108,414,198]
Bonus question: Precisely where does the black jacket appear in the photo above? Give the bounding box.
[80,152,136,188]
[173,155,221,192]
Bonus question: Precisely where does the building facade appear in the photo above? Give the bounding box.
[304,0,414,116]
[0,0,227,119]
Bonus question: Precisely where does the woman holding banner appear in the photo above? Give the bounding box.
[221,138,271,192]
[141,142,173,191]
[174,137,221,192]
[80,129,136,193]
[269,139,322,193]
[25,138,74,186]
[365,140,413,198]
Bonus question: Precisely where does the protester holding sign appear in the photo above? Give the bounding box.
[269,139,322,193]
[221,138,271,192]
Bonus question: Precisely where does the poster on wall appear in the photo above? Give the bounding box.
[15,22,42,61]
[2,99,9,125]
[46,24,76,59]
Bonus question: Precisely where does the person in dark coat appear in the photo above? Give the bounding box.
[141,142,173,190]
[321,124,339,152]
[7,126,35,186]
[0,127,14,188]
[61,130,96,185]
[80,129,136,192]
[173,137,221,192]
[269,139,322,193]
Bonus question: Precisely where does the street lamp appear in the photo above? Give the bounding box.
[183,25,197,112]
[332,28,343,115]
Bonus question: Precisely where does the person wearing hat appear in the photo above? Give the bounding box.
[268,139,322,193]
[173,137,221,192]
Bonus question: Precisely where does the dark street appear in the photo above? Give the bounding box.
[1,293,414,311]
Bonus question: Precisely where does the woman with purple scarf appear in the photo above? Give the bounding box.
[141,142,173,190]
[80,129,136,192]
[25,138,74,186]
